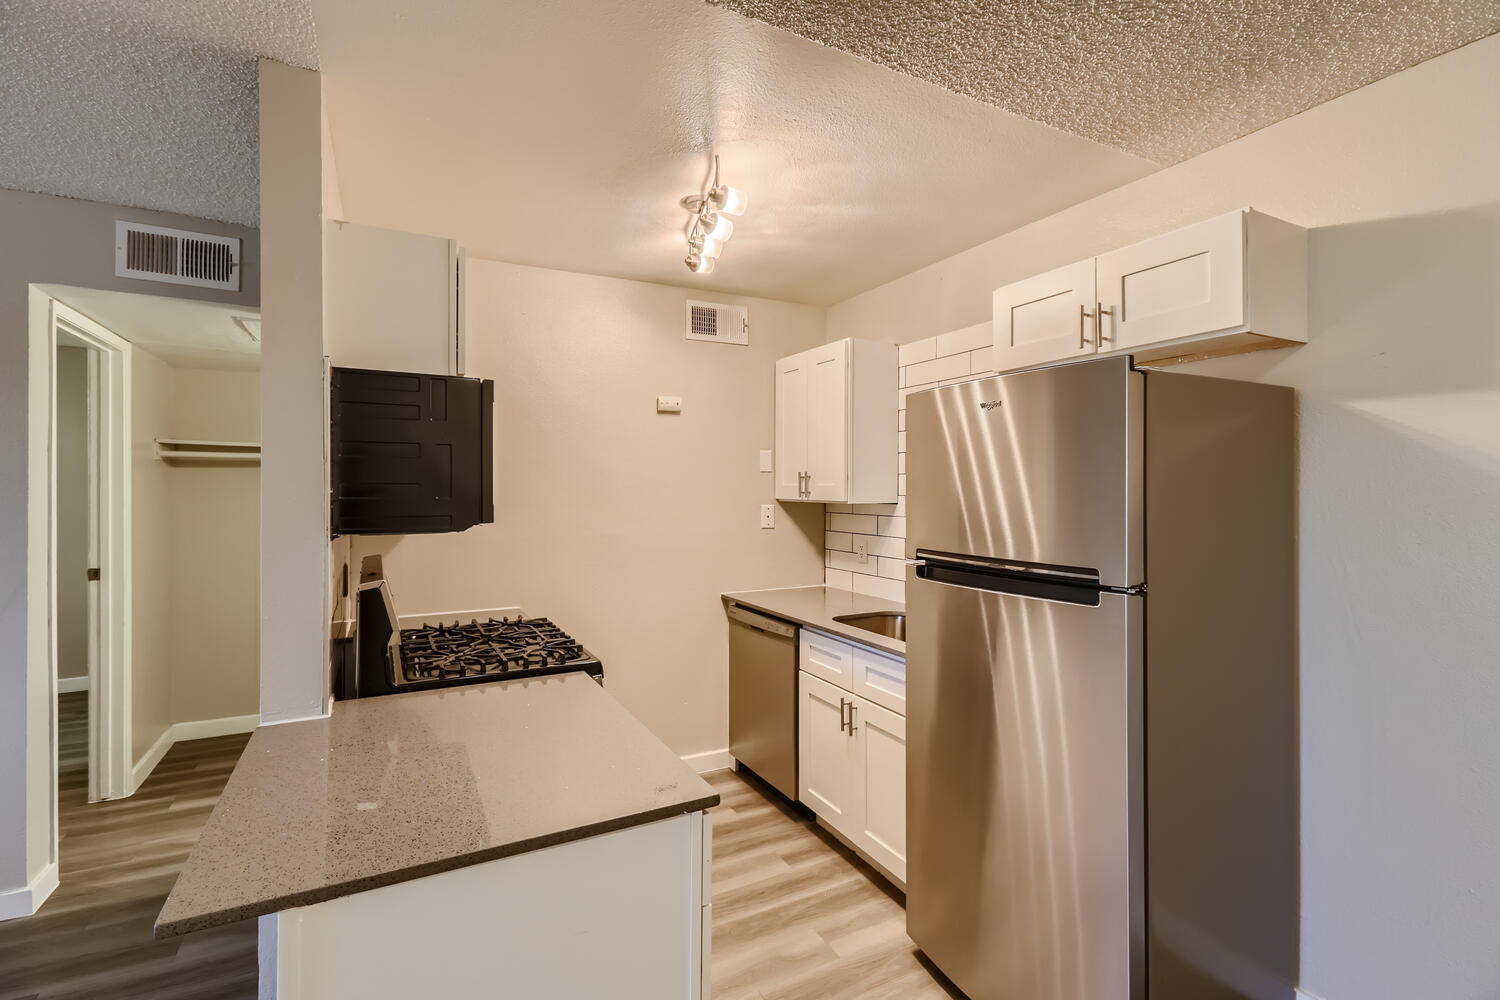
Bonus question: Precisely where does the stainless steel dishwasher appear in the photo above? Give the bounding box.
[727,603,798,800]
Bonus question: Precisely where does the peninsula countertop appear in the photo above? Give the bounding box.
[155,673,719,938]
[721,585,906,657]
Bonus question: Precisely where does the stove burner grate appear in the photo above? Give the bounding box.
[397,616,589,682]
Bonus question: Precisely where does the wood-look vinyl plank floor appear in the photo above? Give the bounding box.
[706,768,963,1000]
[0,693,256,1000]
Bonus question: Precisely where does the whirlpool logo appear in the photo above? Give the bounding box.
[979,400,1003,411]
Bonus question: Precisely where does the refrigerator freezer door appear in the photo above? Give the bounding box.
[906,572,1144,1000]
[904,356,1143,588]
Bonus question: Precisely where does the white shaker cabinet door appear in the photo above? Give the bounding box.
[775,352,810,500]
[1096,209,1246,352]
[805,340,850,502]
[853,695,907,883]
[993,258,1097,372]
[799,671,861,829]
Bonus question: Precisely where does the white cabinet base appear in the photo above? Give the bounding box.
[268,813,709,1000]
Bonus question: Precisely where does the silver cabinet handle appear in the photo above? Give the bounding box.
[798,471,805,497]
[839,697,848,732]
[1096,303,1112,347]
[1079,302,1094,350]
[847,703,858,735]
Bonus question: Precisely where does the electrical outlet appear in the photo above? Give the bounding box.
[760,504,775,529]
[854,536,869,564]
[656,395,682,413]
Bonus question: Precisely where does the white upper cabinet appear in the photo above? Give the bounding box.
[992,209,1307,373]
[774,355,809,501]
[326,220,466,375]
[775,338,897,503]
[992,258,1097,372]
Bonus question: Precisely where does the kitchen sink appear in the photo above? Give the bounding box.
[832,612,906,642]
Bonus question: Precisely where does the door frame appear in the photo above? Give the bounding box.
[44,298,133,804]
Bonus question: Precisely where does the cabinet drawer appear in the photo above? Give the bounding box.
[853,647,906,717]
[799,630,854,688]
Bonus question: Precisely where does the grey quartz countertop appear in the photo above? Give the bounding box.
[721,585,906,657]
[155,673,718,939]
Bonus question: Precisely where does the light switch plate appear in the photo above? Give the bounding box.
[760,504,775,529]
[657,395,683,413]
[759,449,773,473]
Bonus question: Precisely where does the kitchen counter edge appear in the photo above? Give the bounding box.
[720,585,906,657]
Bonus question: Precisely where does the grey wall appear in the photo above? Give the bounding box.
[0,185,258,901]
[827,36,1500,1000]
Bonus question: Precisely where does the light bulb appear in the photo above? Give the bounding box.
[701,212,734,242]
[700,233,725,258]
[685,254,716,275]
[714,185,748,216]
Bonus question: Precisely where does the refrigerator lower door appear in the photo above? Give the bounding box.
[906,571,1144,1000]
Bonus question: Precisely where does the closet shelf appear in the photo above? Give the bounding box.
[155,438,261,465]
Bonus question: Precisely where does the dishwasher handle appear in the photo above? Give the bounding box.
[726,604,797,640]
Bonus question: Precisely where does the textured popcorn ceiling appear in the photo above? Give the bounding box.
[0,0,318,226]
[715,0,1500,164]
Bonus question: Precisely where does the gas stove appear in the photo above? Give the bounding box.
[399,617,596,684]
[336,556,602,699]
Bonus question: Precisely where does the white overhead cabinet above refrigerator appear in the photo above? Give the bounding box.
[325,220,466,376]
[993,208,1307,373]
[775,338,898,503]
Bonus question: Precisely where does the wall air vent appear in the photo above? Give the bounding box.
[685,300,749,345]
[115,221,241,291]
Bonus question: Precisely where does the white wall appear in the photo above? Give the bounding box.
[827,35,1500,1000]
[257,59,331,725]
[54,347,89,682]
[1,187,257,903]
[130,348,174,762]
[344,258,829,757]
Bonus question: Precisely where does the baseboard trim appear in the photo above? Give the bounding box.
[0,861,59,922]
[129,713,262,794]
[172,713,260,742]
[56,675,89,694]
[681,749,734,774]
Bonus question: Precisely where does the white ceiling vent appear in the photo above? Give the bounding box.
[115,221,241,292]
[686,300,748,346]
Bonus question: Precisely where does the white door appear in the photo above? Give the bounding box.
[805,340,849,502]
[992,258,1097,372]
[1096,209,1246,352]
[775,353,809,500]
[799,671,860,828]
[853,696,906,882]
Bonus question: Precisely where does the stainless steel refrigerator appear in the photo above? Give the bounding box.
[904,355,1297,1000]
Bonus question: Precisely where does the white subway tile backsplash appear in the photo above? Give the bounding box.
[897,431,906,452]
[897,409,906,431]
[936,322,992,357]
[897,474,907,496]
[904,352,971,387]
[828,549,872,573]
[897,452,906,474]
[850,502,899,515]
[825,531,853,551]
[825,567,854,591]
[862,534,905,559]
[877,556,908,580]
[969,346,995,373]
[828,512,878,534]
[851,573,905,602]
[825,502,854,514]
[898,337,937,367]
[877,515,906,536]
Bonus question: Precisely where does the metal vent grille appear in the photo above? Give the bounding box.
[115,221,241,291]
[690,305,718,338]
[685,300,749,345]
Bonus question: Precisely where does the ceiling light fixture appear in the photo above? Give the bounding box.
[681,155,747,275]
